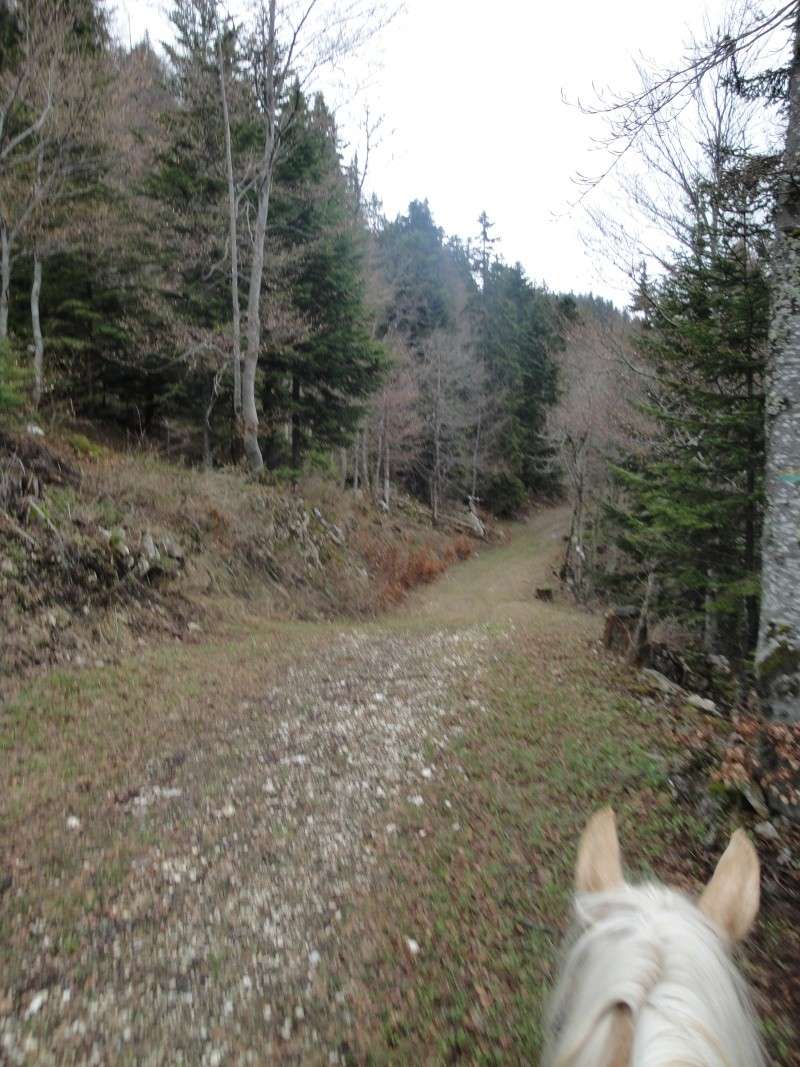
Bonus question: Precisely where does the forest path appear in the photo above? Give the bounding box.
[2,509,579,1066]
[6,508,773,1066]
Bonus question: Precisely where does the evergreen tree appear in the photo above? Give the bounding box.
[260,94,384,470]
[472,259,566,508]
[607,165,770,659]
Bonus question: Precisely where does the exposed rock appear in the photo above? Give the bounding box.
[161,537,184,561]
[25,991,48,1018]
[708,654,731,675]
[26,424,45,437]
[754,820,780,842]
[685,693,720,716]
[109,527,129,558]
[741,780,770,819]
[640,668,683,698]
[141,532,159,562]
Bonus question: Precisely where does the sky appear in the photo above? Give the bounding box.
[114,0,735,306]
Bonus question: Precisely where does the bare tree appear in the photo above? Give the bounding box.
[217,26,243,430]
[418,327,480,524]
[367,333,419,506]
[1,0,107,408]
[548,311,649,601]
[0,0,73,339]
[235,0,397,473]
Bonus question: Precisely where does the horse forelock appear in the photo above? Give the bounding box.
[543,883,764,1067]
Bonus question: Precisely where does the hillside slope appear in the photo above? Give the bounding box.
[0,426,480,699]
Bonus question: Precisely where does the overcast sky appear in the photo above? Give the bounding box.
[115,0,734,306]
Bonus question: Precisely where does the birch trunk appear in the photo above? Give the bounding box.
[242,176,270,472]
[31,246,43,407]
[756,11,800,721]
[361,425,370,495]
[374,404,384,492]
[0,222,10,340]
[291,375,301,470]
[240,0,277,474]
[383,441,390,507]
[471,406,482,499]
[218,36,242,426]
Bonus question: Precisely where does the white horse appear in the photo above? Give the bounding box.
[543,809,764,1067]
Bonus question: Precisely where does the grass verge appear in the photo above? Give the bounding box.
[337,620,798,1065]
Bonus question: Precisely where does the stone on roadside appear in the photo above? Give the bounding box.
[685,693,719,716]
[754,821,779,842]
[640,668,683,698]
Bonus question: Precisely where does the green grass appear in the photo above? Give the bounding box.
[338,618,767,1065]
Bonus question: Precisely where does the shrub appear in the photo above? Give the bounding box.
[0,339,26,421]
[481,471,527,518]
[404,546,444,587]
[452,535,473,561]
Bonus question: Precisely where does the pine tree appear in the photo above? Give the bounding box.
[607,165,770,659]
[259,93,385,471]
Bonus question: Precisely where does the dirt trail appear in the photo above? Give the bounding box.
[1,510,571,1067]
[404,504,570,626]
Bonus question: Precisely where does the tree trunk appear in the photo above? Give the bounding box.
[703,571,718,655]
[291,375,301,470]
[242,177,271,473]
[0,221,11,341]
[240,0,277,475]
[471,406,482,499]
[756,12,800,721]
[431,353,442,524]
[203,370,222,471]
[218,36,242,429]
[383,440,390,507]
[374,404,384,492]
[31,247,43,408]
[340,446,348,488]
[361,424,370,495]
[352,431,360,491]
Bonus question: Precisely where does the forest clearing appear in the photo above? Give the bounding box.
[3,0,800,1063]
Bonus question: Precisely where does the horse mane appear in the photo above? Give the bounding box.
[543,882,765,1067]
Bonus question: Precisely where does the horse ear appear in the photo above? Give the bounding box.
[575,808,624,893]
[699,829,760,942]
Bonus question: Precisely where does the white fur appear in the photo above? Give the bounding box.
[543,883,764,1067]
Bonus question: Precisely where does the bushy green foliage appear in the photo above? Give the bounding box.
[262,95,386,469]
[471,259,568,499]
[0,340,27,420]
[605,170,770,658]
[480,471,527,518]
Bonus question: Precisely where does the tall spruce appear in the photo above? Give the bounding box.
[607,161,770,660]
